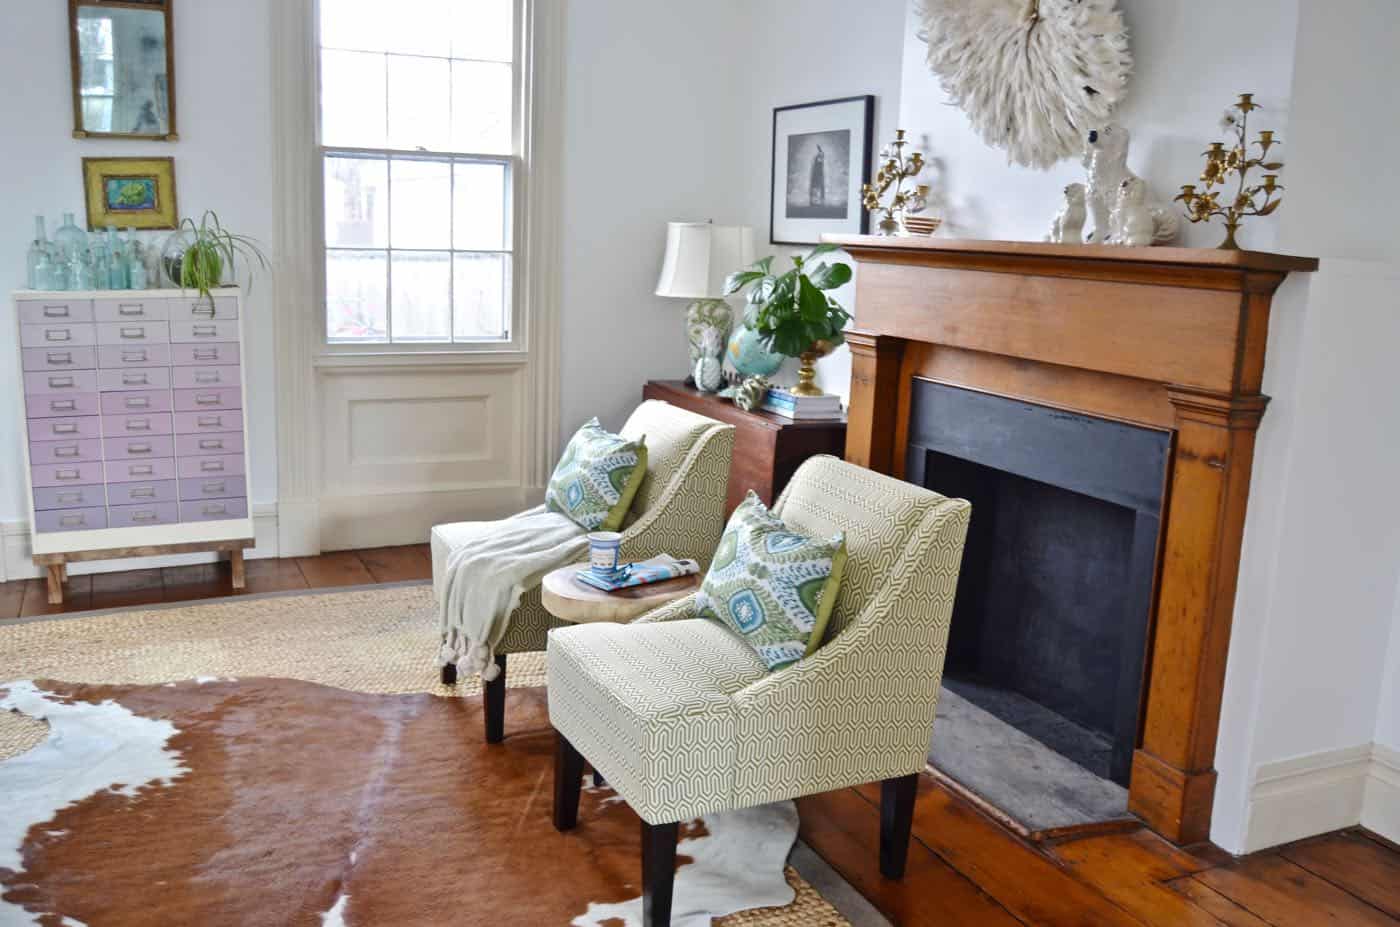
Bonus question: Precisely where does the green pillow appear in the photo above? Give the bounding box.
[545,418,647,531]
[696,491,847,671]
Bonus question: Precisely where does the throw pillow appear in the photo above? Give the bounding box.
[696,491,847,671]
[545,419,647,532]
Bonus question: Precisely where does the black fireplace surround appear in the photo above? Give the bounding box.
[908,380,1170,785]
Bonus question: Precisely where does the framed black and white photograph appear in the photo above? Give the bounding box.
[770,95,874,245]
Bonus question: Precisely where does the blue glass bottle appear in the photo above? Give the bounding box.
[26,216,48,289]
[53,212,88,264]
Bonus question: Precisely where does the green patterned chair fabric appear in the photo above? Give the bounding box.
[430,400,734,658]
[546,455,972,824]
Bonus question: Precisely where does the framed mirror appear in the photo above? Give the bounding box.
[69,0,177,141]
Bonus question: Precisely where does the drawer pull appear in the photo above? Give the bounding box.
[194,371,221,384]
[54,445,81,458]
[198,439,225,450]
[127,442,153,454]
[122,372,150,386]
[202,503,228,516]
[200,460,226,472]
[56,491,83,504]
[46,351,73,364]
[129,464,155,476]
[118,304,146,316]
[55,468,81,481]
[131,510,158,522]
[45,329,72,342]
[125,397,151,409]
[195,394,222,406]
[52,423,78,435]
[191,302,217,318]
[47,375,75,389]
[192,324,219,337]
[50,400,77,412]
[193,348,220,360]
[197,415,223,427]
[59,514,87,527]
[126,418,151,432]
[43,305,71,318]
[121,349,148,363]
[120,327,147,340]
[201,480,227,493]
[130,487,156,499]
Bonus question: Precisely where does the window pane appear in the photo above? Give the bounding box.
[388,55,450,152]
[453,161,508,250]
[390,159,451,249]
[451,61,512,155]
[454,252,509,340]
[391,251,452,341]
[382,0,451,57]
[321,50,386,148]
[324,157,388,248]
[451,0,513,62]
[327,250,388,342]
[320,0,387,52]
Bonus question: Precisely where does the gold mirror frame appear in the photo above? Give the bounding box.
[69,0,178,141]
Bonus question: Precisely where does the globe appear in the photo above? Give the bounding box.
[726,324,783,379]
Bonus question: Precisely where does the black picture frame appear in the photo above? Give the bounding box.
[769,95,875,246]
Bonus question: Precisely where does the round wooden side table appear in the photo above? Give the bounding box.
[540,565,699,624]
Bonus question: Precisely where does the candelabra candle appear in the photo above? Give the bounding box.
[1175,92,1286,249]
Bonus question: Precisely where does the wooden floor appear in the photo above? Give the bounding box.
[2,545,1397,924]
[0,544,432,622]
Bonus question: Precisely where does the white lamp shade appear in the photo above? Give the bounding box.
[654,222,754,300]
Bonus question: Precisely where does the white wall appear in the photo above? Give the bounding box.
[0,0,279,573]
[556,0,748,437]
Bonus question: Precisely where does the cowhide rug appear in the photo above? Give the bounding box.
[0,678,798,926]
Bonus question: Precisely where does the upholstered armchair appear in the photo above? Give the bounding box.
[431,400,734,743]
[545,456,971,926]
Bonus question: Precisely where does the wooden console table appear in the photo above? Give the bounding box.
[642,380,847,516]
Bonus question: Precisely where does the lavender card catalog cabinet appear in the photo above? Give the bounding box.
[13,288,254,604]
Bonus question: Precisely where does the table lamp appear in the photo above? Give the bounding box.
[655,222,754,391]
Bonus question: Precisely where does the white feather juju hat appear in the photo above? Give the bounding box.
[917,0,1131,170]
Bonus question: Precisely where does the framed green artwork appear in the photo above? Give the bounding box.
[82,156,178,230]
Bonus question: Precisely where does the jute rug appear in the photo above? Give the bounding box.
[0,585,856,926]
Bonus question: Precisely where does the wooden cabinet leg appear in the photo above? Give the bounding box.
[230,550,246,590]
[46,564,65,606]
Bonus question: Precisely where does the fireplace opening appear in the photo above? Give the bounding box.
[910,380,1171,812]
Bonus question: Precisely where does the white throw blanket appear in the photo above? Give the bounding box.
[436,506,589,682]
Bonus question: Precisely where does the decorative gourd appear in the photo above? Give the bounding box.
[733,376,770,412]
[693,328,725,393]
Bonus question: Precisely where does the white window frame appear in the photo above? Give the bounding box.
[311,0,530,356]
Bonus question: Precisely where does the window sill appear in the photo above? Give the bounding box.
[314,349,529,369]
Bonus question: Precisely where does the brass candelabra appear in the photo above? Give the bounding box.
[862,130,930,236]
[1175,93,1284,250]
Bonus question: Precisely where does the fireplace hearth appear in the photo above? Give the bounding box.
[908,380,1170,786]
[832,234,1316,843]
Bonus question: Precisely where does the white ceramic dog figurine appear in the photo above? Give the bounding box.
[1047,183,1087,244]
[1082,125,1179,245]
[1110,177,1156,247]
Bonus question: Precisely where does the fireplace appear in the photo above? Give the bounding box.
[908,381,1169,785]
[831,235,1316,843]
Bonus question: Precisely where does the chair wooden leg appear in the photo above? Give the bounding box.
[553,730,585,832]
[439,662,457,685]
[483,654,507,743]
[880,772,919,880]
[641,820,679,927]
[591,765,606,788]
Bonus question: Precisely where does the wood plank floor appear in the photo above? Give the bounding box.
[2,545,1396,925]
[0,544,432,622]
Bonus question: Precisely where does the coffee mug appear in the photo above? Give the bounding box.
[587,531,624,576]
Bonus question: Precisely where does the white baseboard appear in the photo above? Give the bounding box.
[2,504,280,580]
[1363,744,1400,844]
[318,486,531,551]
[1244,742,1400,852]
[275,498,321,558]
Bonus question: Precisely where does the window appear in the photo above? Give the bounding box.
[317,0,518,346]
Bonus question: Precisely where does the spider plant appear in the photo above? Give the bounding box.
[164,210,269,306]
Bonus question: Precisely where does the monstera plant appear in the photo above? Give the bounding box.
[723,245,852,396]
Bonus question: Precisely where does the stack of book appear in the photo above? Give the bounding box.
[760,387,844,420]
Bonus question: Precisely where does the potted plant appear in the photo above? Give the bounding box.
[723,244,852,396]
[162,210,269,307]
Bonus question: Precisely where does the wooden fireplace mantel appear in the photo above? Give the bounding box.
[827,234,1318,845]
